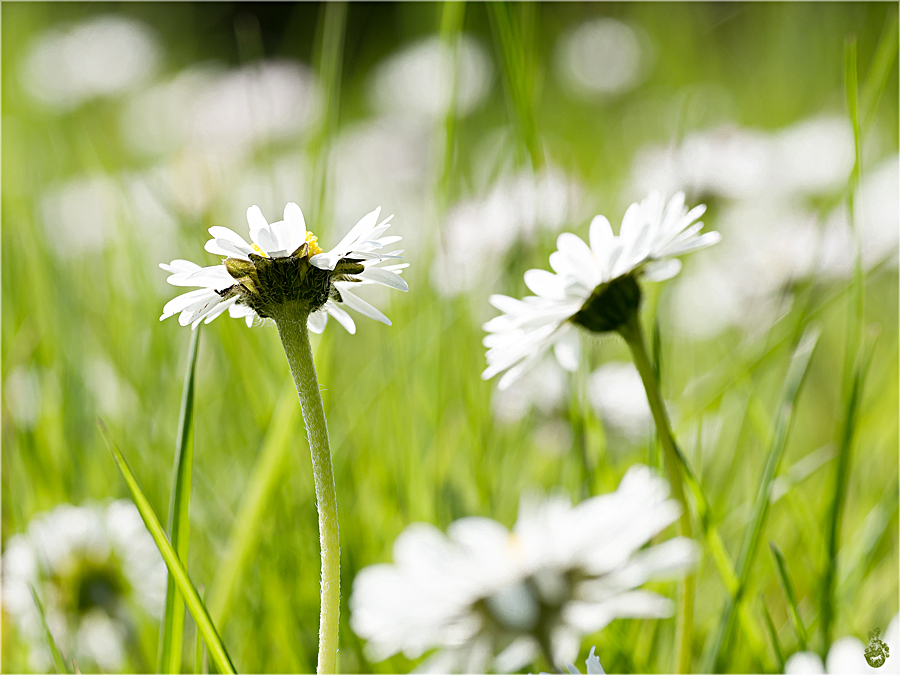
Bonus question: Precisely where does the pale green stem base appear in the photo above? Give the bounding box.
[619,315,695,674]
[273,303,340,675]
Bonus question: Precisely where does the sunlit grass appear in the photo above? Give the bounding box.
[2,2,898,673]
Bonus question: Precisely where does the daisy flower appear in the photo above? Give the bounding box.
[350,465,697,673]
[2,501,166,672]
[482,192,719,389]
[159,202,408,333]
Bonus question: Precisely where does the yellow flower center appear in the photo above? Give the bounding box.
[305,232,323,256]
[250,232,323,258]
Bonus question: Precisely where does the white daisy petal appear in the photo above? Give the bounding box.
[325,301,357,334]
[246,205,268,234]
[283,202,307,248]
[337,286,391,325]
[307,309,328,334]
[358,266,409,292]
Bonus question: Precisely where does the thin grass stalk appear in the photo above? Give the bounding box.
[159,327,201,673]
[861,13,899,135]
[760,597,786,673]
[770,541,809,650]
[271,304,340,675]
[209,383,299,628]
[487,1,544,170]
[30,584,71,674]
[701,326,820,672]
[820,329,876,652]
[435,0,466,216]
[618,315,694,673]
[99,421,237,674]
[308,1,347,229]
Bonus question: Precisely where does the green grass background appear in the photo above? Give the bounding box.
[2,2,898,673]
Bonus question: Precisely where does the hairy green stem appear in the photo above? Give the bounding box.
[273,303,340,674]
[619,315,694,673]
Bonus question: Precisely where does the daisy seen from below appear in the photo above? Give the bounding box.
[159,202,407,332]
[350,465,697,673]
[158,202,409,675]
[482,191,720,672]
[482,191,718,390]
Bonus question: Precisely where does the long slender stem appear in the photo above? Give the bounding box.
[619,315,694,673]
[272,302,341,675]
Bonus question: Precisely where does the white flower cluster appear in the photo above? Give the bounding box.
[2,501,166,672]
[350,466,697,672]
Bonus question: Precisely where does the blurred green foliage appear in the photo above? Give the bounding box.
[2,2,897,673]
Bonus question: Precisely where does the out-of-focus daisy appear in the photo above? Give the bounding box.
[785,614,898,674]
[482,192,719,389]
[2,501,166,672]
[159,202,408,333]
[350,465,697,672]
[587,361,652,445]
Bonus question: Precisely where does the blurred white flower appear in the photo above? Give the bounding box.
[630,116,853,202]
[350,465,697,673]
[4,366,42,430]
[669,199,819,339]
[121,61,320,159]
[2,501,166,672]
[483,192,718,389]
[587,361,651,444]
[40,175,121,259]
[160,203,407,331]
[369,35,493,121]
[433,167,583,297]
[819,154,900,278]
[785,614,898,674]
[555,19,649,98]
[20,16,159,110]
[330,118,431,256]
[491,358,568,424]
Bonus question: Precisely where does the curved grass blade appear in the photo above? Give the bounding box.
[99,420,237,675]
[159,327,201,673]
[487,1,543,170]
[29,584,71,674]
[820,328,877,649]
[759,596,785,673]
[209,382,299,627]
[770,541,808,651]
[701,325,820,672]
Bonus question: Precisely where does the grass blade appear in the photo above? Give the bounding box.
[209,382,299,627]
[701,325,820,672]
[487,1,544,170]
[861,11,899,134]
[435,0,467,215]
[820,328,877,649]
[194,586,207,675]
[29,584,71,674]
[99,420,237,675]
[759,596,785,673]
[770,541,808,650]
[308,1,347,230]
[159,327,201,673]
